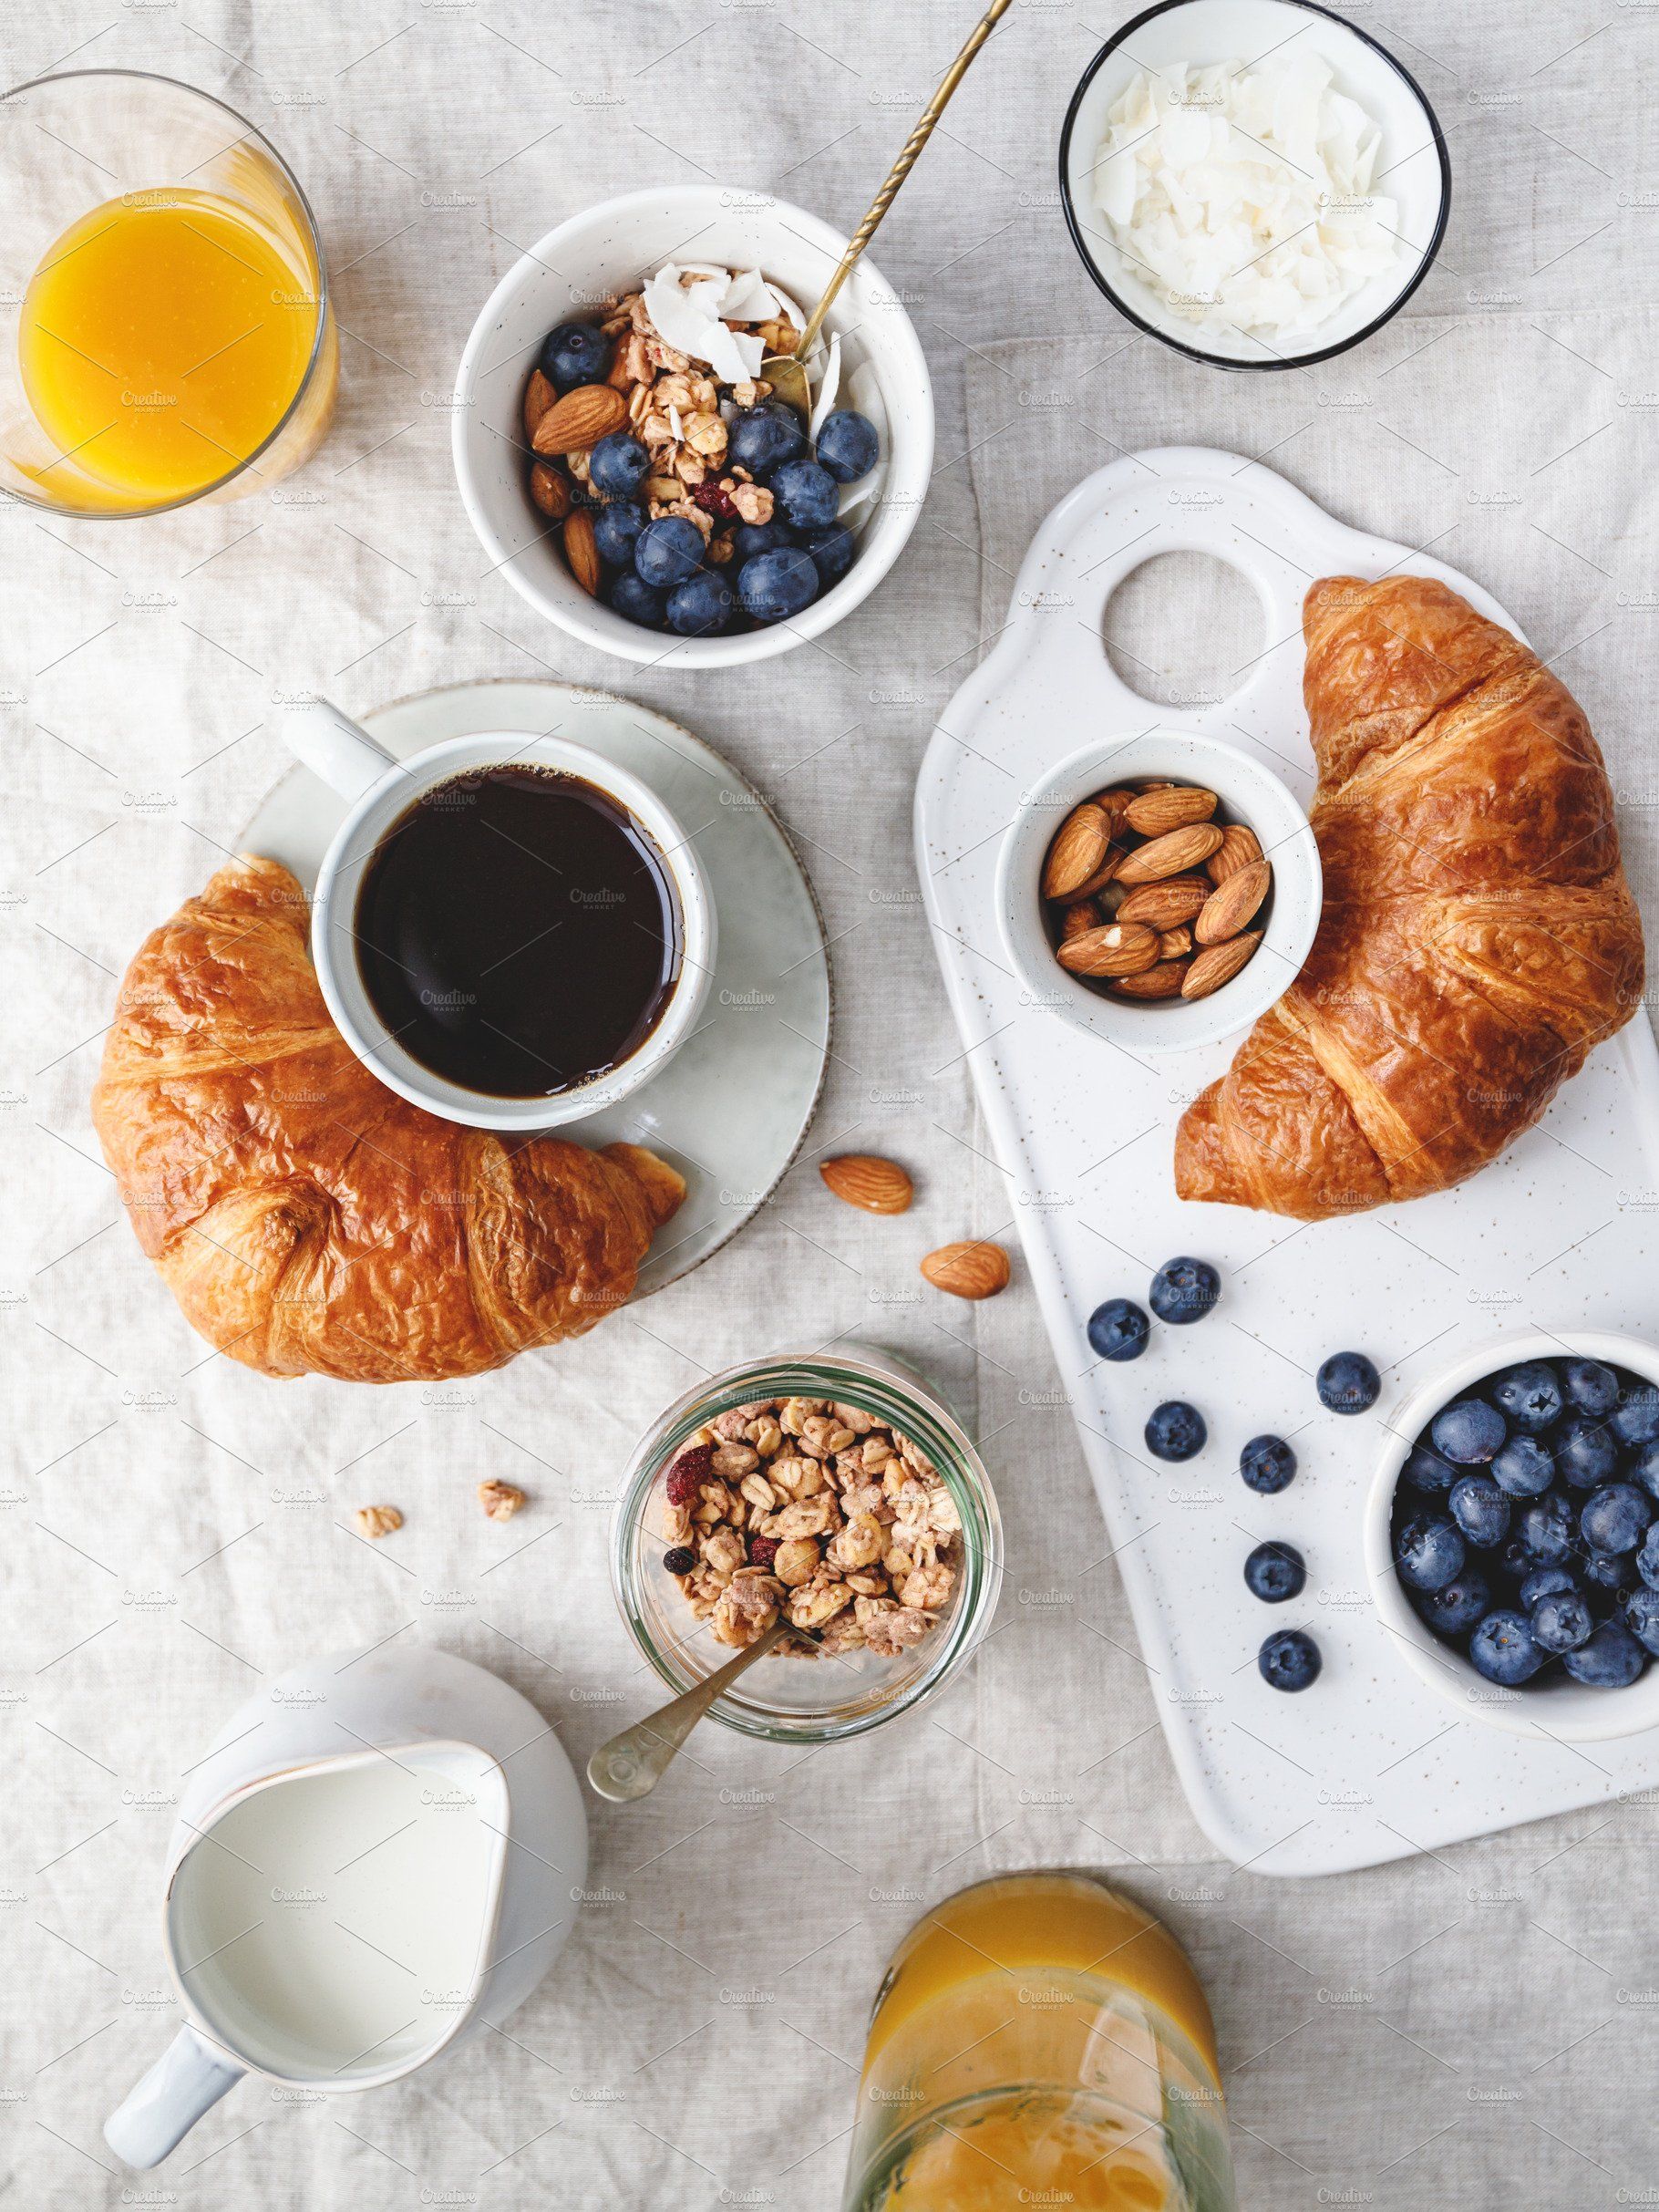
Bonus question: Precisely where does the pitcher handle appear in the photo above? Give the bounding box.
[104,2025,244,2169]
[285,697,398,803]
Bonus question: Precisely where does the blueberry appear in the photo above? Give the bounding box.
[663,1545,696,1576]
[1258,1628,1321,1690]
[1611,1388,1659,1449]
[1629,1441,1659,1501]
[769,457,840,531]
[1316,1350,1380,1415]
[1449,1474,1511,1549]
[737,546,819,625]
[1244,1541,1305,1603]
[588,431,650,500]
[798,522,855,586]
[1489,1359,1563,1434]
[537,320,611,392]
[1431,1398,1506,1465]
[1562,1618,1646,1688]
[1582,1549,1640,1597]
[1510,1489,1574,1569]
[1087,1297,1149,1363]
[1530,1587,1593,1655]
[1418,1569,1491,1638]
[1491,1434,1554,1498]
[1396,1511,1466,1593]
[1240,1434,1296,1494]
[813,407,879,484]
[730,518,795,564]
[1403,1444,1455,1495]
[666,569,735,636]
[728,402,805,476]
[606,571,667,628]
[1149,1256,1221,1326]
[1580,1482,1653,1556]
[1638,1526,1659,1591]
[592,499,645,569]
[634,515,706,588]
[1145,1401,1206,1462]
[1625,1586,1659,1656]
[1554,1415,1617,1489]
[1520,1566,1578,1610]
[1561,1358,1620,1417]
[1469,1609,1545,1686]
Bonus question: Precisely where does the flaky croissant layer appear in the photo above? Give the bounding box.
[1174,576,1645,1220]
[92,855,685,1381]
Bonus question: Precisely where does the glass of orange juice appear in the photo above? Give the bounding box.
[0,70,336,516]
[843,1872,1237,2212]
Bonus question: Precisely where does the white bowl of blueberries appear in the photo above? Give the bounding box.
[451,187,933,667]
[1366,1330,1659,1741]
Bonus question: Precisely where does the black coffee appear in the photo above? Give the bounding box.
[354,764,682,1100]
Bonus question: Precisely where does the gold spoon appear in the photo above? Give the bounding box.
[587,1618,821,1803]
[763,0,1013,419]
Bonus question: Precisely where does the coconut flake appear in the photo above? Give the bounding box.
[720,267,775,322]
[808,332,842,439]
[642,264,765,382]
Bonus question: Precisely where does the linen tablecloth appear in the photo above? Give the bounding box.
[8,1,1659,2206]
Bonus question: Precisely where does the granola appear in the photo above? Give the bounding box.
[656,1398,959,1658]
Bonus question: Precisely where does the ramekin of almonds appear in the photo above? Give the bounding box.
[611,1347,1001,1743]
[996,731,1322,1054]
[452,188,933,667]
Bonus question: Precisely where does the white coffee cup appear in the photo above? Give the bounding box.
[284,698,716,1132]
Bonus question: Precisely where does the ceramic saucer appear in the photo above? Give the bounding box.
[239,678,831,1295]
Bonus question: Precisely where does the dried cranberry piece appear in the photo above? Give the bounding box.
[693,480,737,520]
[748,1536,779,1570]
[663,1545,696,1576]
[665,1442,714,1504]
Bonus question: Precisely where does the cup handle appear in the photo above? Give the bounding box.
[285,697,399,803]
[104,2025,244,2169]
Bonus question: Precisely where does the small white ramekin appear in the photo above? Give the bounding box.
[995,729,1321,1055]
[451,187,933,668]
[1365,1328,1659,1743]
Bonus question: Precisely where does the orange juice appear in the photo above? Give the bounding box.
[844,1874,1235,2212]
[18,188,320,509]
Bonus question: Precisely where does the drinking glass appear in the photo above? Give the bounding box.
[0,69,335,516]
[842,1872,1237,2211]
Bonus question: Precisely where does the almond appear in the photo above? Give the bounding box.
[1087,788,1135,829]
[1158,925,1193,958]
[523,368,556,440]
[531,382,628,456]
[1058,900,1100,942]
[1182,930,1262,999]
[1116,874,1211,928]
[1124,785,1218,836]
[1056,920,1160,977]
[1111,959,1189,1000]
[1071,844,1127,899]
[1116,823,1225,885]
[529,460,571,520]
[1206,824,1263,884]
[1042,802,1110,900]
[819,1154,913,1215]
[921,1241,1011,1300]
[563,509,601,596]
[1195,860,1271,945]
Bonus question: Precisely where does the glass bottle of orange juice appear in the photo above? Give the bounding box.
[843,1873,1236,2212]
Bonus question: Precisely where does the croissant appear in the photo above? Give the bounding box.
[1175,575,1644,1219]
[91,855,685,1381]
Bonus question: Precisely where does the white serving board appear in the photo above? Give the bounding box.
[915,448,1659,1876]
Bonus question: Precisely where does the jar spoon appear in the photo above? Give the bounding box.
[587,1618,820,1802]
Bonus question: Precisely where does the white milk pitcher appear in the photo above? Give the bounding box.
[105,1645,587,2168]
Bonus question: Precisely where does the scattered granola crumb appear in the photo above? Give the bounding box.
[478,1480,525,1523]
[356,1504,402,1540]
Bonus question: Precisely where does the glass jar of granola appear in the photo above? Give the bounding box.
[611,1345,1001,1743]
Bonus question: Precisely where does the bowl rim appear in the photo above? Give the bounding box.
[994,727,1323,1056]
[1056,0,1453,373]
[1364,1326,1659,1742]
[449,184,934,667]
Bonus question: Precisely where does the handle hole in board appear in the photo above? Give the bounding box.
[1103,552,1265,710]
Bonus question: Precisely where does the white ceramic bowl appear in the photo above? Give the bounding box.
[304,726,716,1132]
[995,729,1321,1055]
[1365,1329,1659,1743]
[451,187,933,667]
[1059,0,1451,369]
